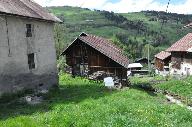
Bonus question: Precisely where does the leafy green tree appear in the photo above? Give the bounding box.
[142,44,155,60]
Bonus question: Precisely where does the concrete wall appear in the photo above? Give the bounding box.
[170,62,192,76]
[0,15,58,96]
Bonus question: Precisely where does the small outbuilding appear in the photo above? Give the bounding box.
[61,33,129,84]
[155,51,171,72]
[128,63,143,71]
[135,58,150,65]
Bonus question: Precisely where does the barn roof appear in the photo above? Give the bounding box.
[155,51,171,60]
[166,33,192,52]
[62,33,129,68]
[0,0,61,22]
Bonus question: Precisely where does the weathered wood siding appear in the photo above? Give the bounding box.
[155,58,164,71]
[155,56,171,71]
[65,39,127,79]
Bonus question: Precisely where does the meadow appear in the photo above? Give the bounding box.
[0,73,192,127]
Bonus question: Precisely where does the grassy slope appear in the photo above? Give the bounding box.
[48,6,192,59]
[0,74,192,127]
[49,6,121,39]
[154,77,192,99]
[130,76,192,105]
[51,7,191,42]
[121,12,192,47]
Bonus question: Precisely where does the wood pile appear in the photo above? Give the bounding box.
[88,71,107,80]
[88,71,130,87]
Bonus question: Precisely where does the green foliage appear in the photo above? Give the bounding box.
[154,76,192,104]
[57,56,68,72]
[0,73,192,126]
[130,75,192,105]
[54,24,68,58]
[49,6,192,60]
[142,44,155,59]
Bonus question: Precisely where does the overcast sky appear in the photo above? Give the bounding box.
[34,0,192,14]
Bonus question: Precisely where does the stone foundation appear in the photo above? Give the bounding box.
[0,73,58,96]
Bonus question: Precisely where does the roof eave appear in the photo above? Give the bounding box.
[0,11,62,23]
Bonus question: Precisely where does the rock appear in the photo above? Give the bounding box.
[39,89,49,94]
[24,95,43,105]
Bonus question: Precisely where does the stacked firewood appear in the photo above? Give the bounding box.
[89,71,131,87]
[88,71,107,80]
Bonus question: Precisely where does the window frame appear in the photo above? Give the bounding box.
[28,53,36,70]
[26,24,32,37]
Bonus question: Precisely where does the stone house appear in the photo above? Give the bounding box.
[166,33,192,76]
[0,0,61,96]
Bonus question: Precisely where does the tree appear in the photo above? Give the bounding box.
[142,44,155,60]
[54,23,66,59]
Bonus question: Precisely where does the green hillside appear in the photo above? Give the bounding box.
[47,6,192,60]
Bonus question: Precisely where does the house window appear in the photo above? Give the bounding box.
[26,24,32,37]
[28,53,35,70]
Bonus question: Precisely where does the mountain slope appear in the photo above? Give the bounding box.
[47,6,192,60]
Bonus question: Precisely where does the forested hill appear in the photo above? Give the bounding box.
[47,6,192,61]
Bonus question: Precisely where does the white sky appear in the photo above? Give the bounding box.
[33,0,192,14]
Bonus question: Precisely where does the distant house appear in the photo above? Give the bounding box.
[155,51,171,72]
[128,63,147,76]
[167,33,192,76]
[61,33,129,84]
[128,63,143,71]
[135,58,150,65]
[0,0,61,96]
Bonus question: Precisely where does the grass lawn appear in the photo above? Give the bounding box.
[154,76,192,105]
[130,75,192,105]
[0,74,192,127]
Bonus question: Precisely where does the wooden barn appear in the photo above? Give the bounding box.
[154,51,171,71]
[166,33,192,75]
[61,33,129,82]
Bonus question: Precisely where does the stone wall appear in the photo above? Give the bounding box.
[0,15,58,96]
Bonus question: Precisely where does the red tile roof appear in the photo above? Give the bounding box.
[63,33,129,68]
[155,51,171,60]
[166,33,192,52]
[0,0,61,22]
